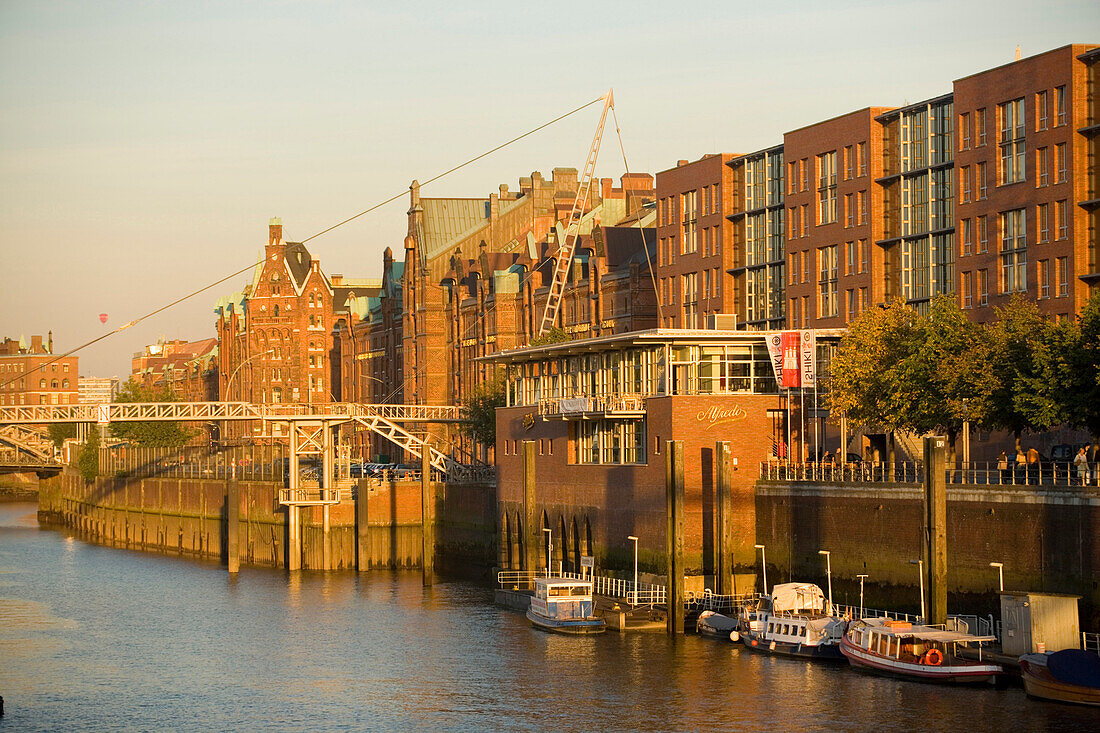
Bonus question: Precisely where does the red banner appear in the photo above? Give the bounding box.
[780,331,801,389]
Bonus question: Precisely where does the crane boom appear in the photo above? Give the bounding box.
[537,89,614,337]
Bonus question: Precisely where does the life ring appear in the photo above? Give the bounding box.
[922,648,943,666]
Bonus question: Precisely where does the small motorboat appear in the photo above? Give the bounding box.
[1019,649,1100,707]
[696,610,739,641]
[738,583,847,661]
[840,617,1002,684]
[525,577,606,634]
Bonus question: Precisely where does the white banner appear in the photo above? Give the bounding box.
[799,329,816,388]
[765,332,784,386]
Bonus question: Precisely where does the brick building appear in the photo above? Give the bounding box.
[727,145,786,329]
[655,155,736,328]
[0,333,78,407]
[131,337,218,402]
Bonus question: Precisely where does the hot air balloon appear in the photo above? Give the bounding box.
[99,313,108,324]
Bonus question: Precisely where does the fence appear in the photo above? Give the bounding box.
[1083,631,1100,656]
[686,590,757,613]
[760,460,1100,488]
[97,443,288,482]
[495,570,668,606]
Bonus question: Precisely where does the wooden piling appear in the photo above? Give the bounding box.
[226,479,240,573]
[666,440,685,635]
[923,436,948,625]
[356,478,370,571]
[421,448,434,586]
[523,441,538,572]
[715,441,732,596]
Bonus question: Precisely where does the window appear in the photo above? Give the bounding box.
[789,252,799,285]
[857,142,867,176]
[977,162,988,200]
[39,379,45,388]
[845,193,854,227]
[680,190,698,254]
[961,218,973,256]
[704,269,711,300]
[998,98,1026,184]
[62,378,69,388]
[682,273,698,327]
[845,145,854,179]
[962,271,974,308]
[1000,208,1027,293]
[1037,147,1049,187]
[1055,85,1066,126]
[978,269,989,306]
[846,288,856,317]
[51,379,58,389]
[961,166,972,202]
[818,245,839,317]
[1055,143,1067,183]
[960,112,971,150]
[846,241,855,274]
[801,158,809,191]
[788,161,798,194]
[977,215,989,253]
[1038,203,1050,243]
[1056,199,1068,240]
[976,108,987,146]
[859,239,869,273]
[801,204,809,236]
[1056,256,1068,297]
[1038,259,1050,299]
[789,206,799,238]
[1036,90,1048,131]
[859,287,869,309]
[801,250,810,283]
[858,191,867,225]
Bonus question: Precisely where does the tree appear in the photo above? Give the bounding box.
[460,379,506,449]
[1052,290,1100,440]
[110,379,195,447]
[78,426,100,483]
[48,423,77,447]
[529,327,570,347]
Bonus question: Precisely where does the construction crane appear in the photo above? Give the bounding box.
[537,89,614,337]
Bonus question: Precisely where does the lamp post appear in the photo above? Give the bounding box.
[989,562,1004,592]
[857,574,869,619]
[543,527,552,578]
[910,559,925,622]
[754,544,768,597]
[628,535,639,605]
[818,550,833,613]
[225,349,273,480]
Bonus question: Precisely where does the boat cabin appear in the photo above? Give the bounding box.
[850,618,996,663]
[530,577,596,621]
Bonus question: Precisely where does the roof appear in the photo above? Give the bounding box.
[420,198,490,261]
[859,617,996,644]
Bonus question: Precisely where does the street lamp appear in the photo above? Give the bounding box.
[225,349,273,480]
[989,562,1004,592]
[856,574,869,619]
[818,550,833,613]
[627,535,639,606]
[754,544,768,597]
[910,559,925,623]
[543,527,552,578]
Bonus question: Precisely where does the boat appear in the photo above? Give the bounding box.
[738,582,847,661]
[1019,649,1100,706]
[696,610,739,641]
[525,576,606,634]
[840,617,1002,684]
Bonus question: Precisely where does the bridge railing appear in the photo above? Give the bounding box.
[99,443,288,482]
[760,460,1100,488]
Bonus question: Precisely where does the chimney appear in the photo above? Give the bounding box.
[331,273,343,286]
[31,335,43,353]
[269,217,283,246]
[677,160,689,167]
[48,330,53,354]
[1015,45,1022,61]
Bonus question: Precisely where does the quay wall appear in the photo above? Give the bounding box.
[36,470,496,572]
[755,480,1100,628]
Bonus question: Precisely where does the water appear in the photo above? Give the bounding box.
[1,502,1095,731]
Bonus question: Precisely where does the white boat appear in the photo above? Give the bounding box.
[739,583,847,661]
[840,617,1002,684]
[525,577,606,634]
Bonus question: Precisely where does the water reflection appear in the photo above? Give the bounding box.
[0,502,1097,731]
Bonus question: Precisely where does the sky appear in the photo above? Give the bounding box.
[1,0,1097,377]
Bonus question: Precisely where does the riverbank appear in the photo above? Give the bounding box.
[0,472,38,501]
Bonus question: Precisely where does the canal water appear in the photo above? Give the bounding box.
[1,502,1095,731]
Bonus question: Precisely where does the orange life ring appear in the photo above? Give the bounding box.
[923,648,943,666]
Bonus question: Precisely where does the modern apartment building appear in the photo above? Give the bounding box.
[655,155,736,328]
[727,145,786,330]
[955,43,1098,320]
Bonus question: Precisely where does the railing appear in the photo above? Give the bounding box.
[1083,631,1100,656]
[561,571,667,606]
[537,394,646,417]
[686,590,757,613]
[0,401,464,425]
[761,460,1100,488]
[277,488,341,505]
[832,604,923,624]
[497,570,538,591]
[99,443,287,482]
[945,614,997,638]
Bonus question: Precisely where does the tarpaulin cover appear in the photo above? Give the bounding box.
[770,583,825,613]
[1047,649,1100,688]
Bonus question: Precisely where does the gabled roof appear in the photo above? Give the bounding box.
[420,198,490,261]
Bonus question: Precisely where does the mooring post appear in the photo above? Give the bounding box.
[666,440,685,635]
[226,478,239,574]
[356,477,370,571]
[522,440,538,573]
[287,426,301,571]
[923,435,948,625]
[421,447,434,586]
[321,423,333,571]
[715,441,732,596]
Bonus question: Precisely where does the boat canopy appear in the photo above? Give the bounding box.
[770,583,826,613]
[860,617,996,644]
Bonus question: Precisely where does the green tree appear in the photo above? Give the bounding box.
[460,379,506,448]
[78,426,100,483]
[529,327,570,347]
[109,379,195,447]
[48,423,77,447]
[1053,290,1100,440]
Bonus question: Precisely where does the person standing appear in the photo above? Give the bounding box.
[1075,447,1089,486]
[1026,446,1040,484]
[1015,447,1027,484]
[997,451,1009,484]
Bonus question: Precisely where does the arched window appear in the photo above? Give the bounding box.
[274,305,279,317]
[39,378,46,388]
[62,379,70,388]
[51,379,58,389]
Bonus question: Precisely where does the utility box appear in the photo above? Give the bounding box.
[999,591,1081,656]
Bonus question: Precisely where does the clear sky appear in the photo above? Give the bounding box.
[2,0,1097,377]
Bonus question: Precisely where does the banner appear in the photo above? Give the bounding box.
[780,331,801,389]
[800,329,816,388]
[766,333,784,386]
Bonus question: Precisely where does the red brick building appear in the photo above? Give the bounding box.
[655,155,737,328]
[0,333,78,407]
[727,145,786,329]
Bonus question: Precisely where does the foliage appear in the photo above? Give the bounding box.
[1055,290,1100,439]
[109,379,196,447]
[529,327,570,347]
[78,427,100,483]
[460,379,506,447]
[827,296,995,442]
[47,423,77,448]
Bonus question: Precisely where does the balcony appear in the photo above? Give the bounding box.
[537,394,646,420]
